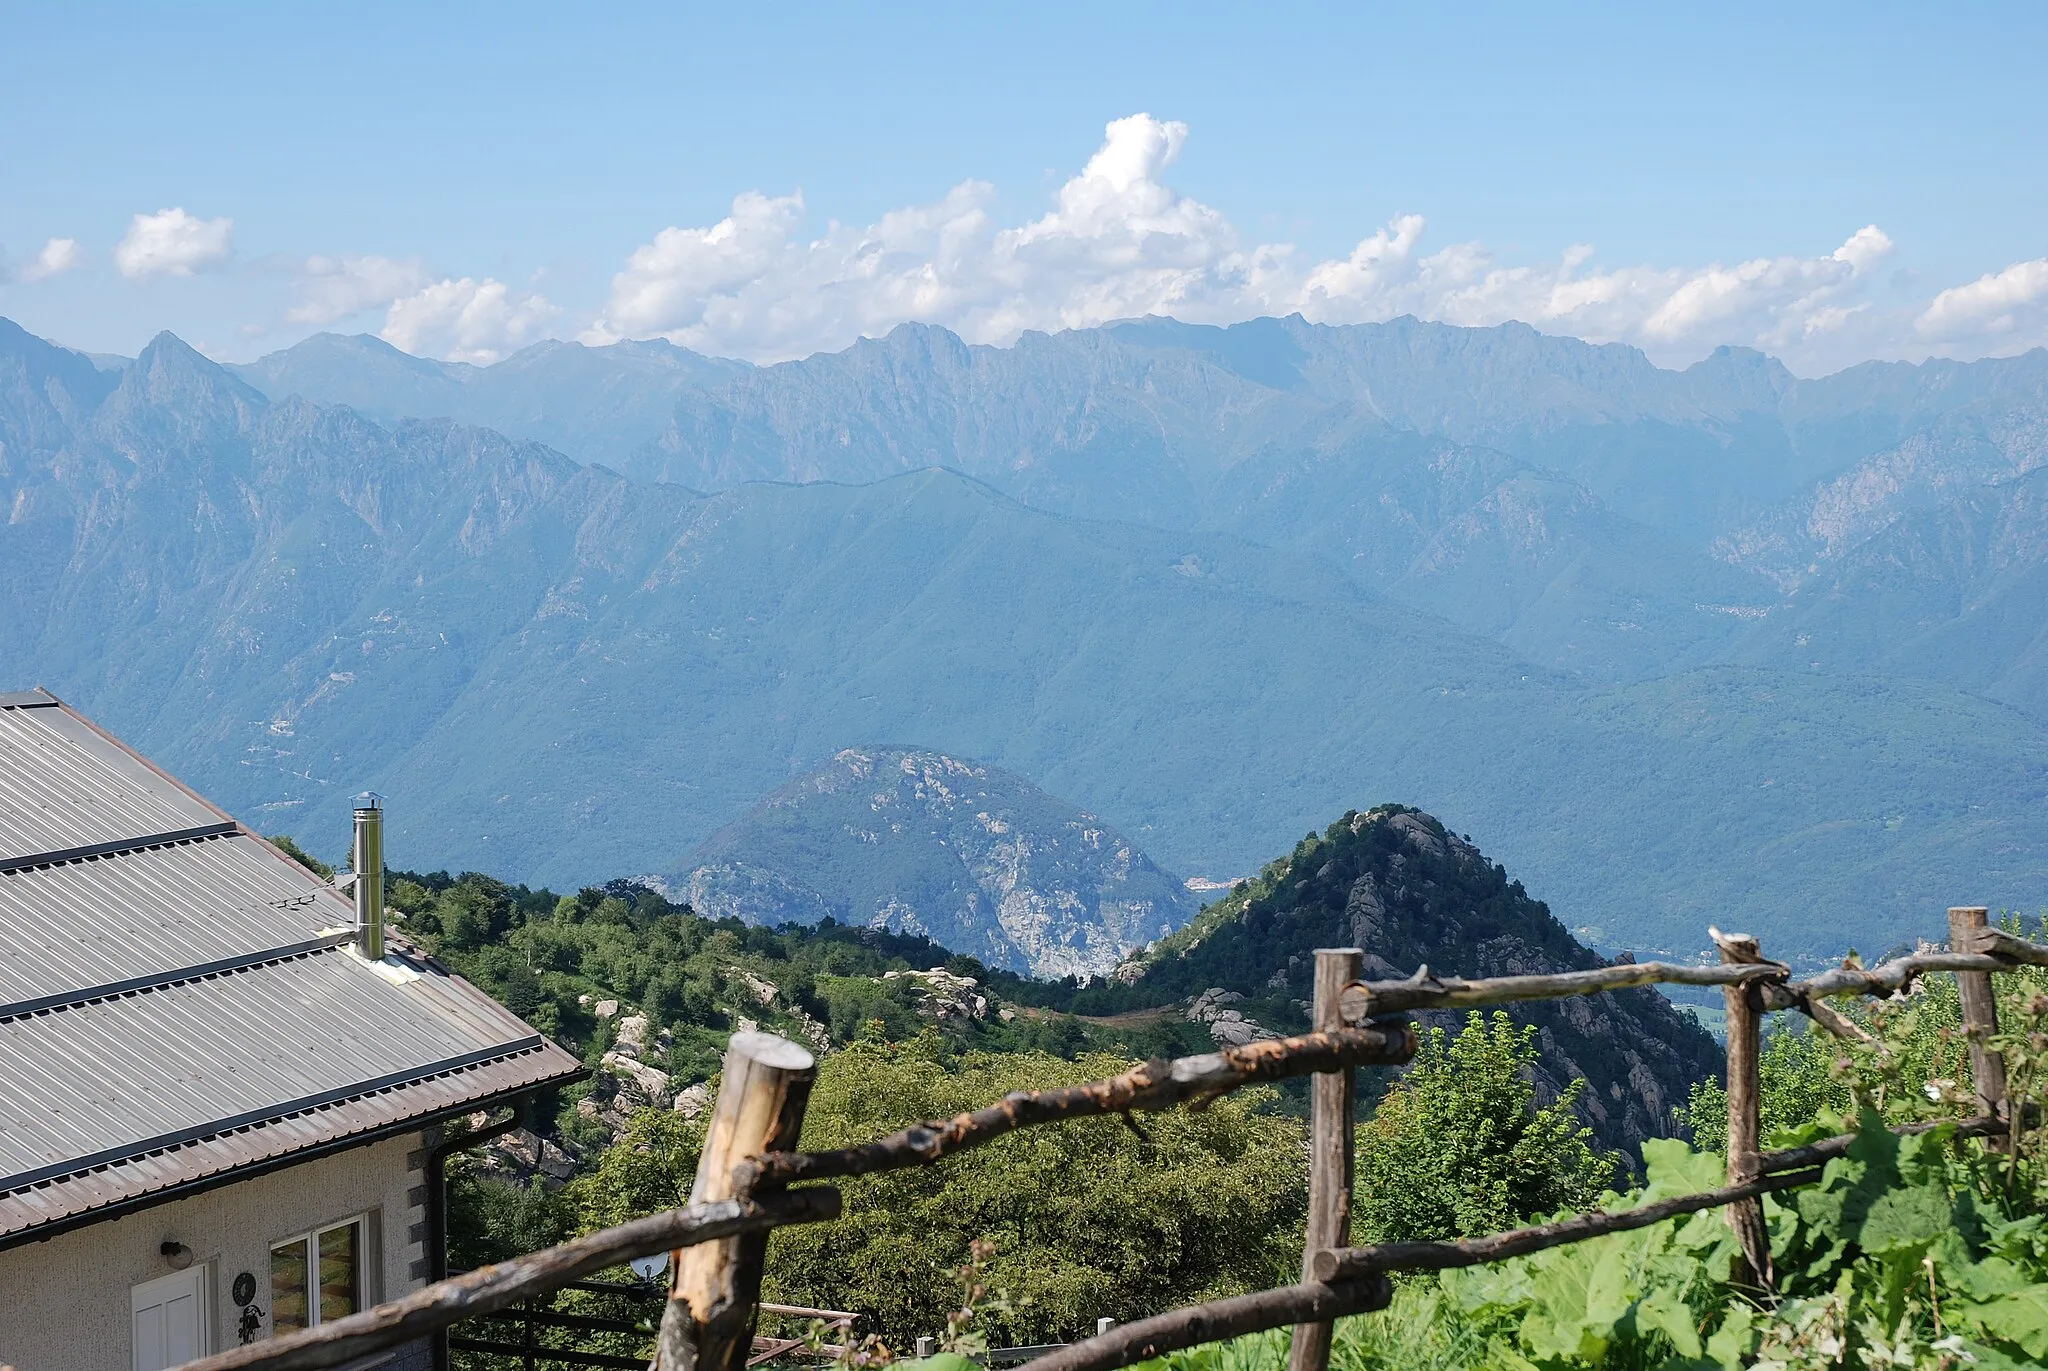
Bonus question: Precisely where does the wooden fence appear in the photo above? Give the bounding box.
[179,906,2048,1371]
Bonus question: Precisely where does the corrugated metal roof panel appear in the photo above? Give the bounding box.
[0,833,355,1008]
[0,694,585,1239]
[0,704,222,865]
[0,948,560,1182]
[0,1042,580,1238]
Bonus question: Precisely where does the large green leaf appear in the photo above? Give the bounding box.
[1957,1286,2048,1359]
[1856,1182,1952,1255]
[1633,1285,1702,1358]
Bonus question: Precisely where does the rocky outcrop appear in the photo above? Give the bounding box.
[1185,987,1281,1046]
[884,967,991,1022]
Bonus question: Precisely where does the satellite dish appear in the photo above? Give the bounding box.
[630,1252,669,1282]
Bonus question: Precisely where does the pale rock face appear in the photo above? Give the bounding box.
[480,1128,579,1184]
[884,967,990,1021]
[612,1013,651,1057]
[672,1081,712,1120]
[601,1049,672,1108]
[1184,987,1279,1046]
[668,745,1197,978]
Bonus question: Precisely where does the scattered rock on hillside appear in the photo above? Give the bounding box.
[885,967,990,1021]
[1185,987,1281,1046]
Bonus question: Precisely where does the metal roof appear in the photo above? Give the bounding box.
[0,690,582,1241]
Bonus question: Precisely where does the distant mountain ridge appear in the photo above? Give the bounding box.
[231,317,2048,694]
[667,746,1196,979]
[6,317,2048,963]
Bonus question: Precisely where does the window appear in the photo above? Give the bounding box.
[270,1215,368,1334]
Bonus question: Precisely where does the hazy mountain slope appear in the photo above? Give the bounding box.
[227,319,2048,686]
[7,321,2048,962]
[1718,409,2048,588]
[1119,805,1721,1152]
[669,747,1197,978]
[1736,465,2048,723]
[1212,434,1777,679]
[232,332,747,469]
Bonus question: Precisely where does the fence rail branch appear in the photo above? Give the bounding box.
[1311,1166,1822,1281]
[1338,960,1786,1020]
[1337,932,2048,1025]
[746,1022,1417,1187]
[173,1188,841,1371]
[1025,1276,1394,1371]
[1755,1113,2009,1175]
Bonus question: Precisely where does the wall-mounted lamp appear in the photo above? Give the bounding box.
[160,1240,194,1270]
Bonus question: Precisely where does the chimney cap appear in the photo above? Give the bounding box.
[353,791,384,811]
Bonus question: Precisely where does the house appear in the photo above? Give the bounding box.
[0,688,584,1370]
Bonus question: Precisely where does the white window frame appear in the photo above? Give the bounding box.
[269,1211,376,1333]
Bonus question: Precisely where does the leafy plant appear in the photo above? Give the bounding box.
[1355,1011,1619,1245]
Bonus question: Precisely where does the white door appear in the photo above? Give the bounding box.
[132,1267,207,1371]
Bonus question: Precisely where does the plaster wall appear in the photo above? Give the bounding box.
[0,1133,428,1371]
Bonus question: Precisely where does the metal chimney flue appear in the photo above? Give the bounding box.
[351,792,385,960]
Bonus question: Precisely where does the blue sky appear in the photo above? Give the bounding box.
[4,1,2045,371]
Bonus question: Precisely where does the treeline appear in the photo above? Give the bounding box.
[360,865,1210,1081]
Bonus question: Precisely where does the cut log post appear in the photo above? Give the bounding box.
[657,1032,818,1371]
[1712,928,1772,1290]
[1289,948,1363,1371]
[1950,907,2011,1150]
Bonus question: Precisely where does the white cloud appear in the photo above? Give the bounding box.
[594,191,807,340]
[1916,258,2048,345]
[114,208,234,279]
[287,254,429,326]
[19,237,84,282]
[380,277,559,364]
[1291,219,1896,358]
[581,115,1938,368]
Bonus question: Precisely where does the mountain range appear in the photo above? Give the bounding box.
[5,313,2047,961]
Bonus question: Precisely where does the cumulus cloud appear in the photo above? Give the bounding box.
[380,277,559,364]
[18,237,84,282]
[114,208,234,279]
[1916,258,2048,346]
[581,113,1934,368]
[1301,218,1895,356]
[583,114,1291,358]
[287,254,429,326]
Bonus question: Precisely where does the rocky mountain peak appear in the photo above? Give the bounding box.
[1124,804,1720,1152]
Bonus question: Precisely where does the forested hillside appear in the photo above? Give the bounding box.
[1082,806,1720,1150]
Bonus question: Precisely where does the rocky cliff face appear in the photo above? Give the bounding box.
[1128,806,1722,1153]
[667,747,1197,979]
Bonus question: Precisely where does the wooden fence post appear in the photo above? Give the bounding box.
[1949,906,2010,1149]
[657,1031,817,1371]
[1289,947,1364,1371]
[1712,929,1772,1290]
